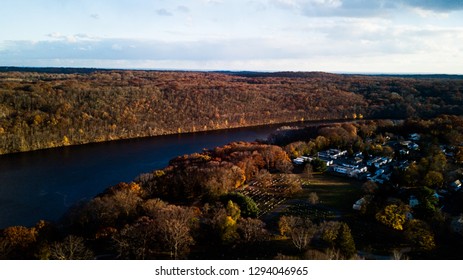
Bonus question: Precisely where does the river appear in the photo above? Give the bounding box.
[0,124,293,228]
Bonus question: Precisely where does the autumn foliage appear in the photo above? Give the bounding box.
[1,70,462,154]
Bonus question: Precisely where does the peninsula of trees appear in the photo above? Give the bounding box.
[1,69,462,154]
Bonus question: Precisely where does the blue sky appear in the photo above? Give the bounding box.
[1,0,463,73]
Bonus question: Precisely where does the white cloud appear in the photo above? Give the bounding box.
[46,33,97,43]
[409,7,449,18]
[2,22,462,62]
[272,0,342,9]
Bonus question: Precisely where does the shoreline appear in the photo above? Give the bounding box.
[0,118,363,157]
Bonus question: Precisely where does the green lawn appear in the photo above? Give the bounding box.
[300,174,364,214]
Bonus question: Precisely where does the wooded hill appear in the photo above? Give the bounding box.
[0,69,462,154]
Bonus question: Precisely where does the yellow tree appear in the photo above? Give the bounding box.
[376,204,409,231]
[0,225,38,259]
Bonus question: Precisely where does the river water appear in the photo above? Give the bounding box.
[0,125,287,228]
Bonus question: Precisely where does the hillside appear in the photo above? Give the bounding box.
[0,69,462,154]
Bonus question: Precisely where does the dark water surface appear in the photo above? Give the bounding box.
[0,125,285,228]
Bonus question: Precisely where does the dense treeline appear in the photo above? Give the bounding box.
[1,70,462,154]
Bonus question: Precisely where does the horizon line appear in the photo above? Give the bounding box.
[1,65,462,76]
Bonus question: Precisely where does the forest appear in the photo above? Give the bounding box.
[1,115,463,260]
[1,69,463,154]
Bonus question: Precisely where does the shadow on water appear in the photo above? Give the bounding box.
[0,125,281,228]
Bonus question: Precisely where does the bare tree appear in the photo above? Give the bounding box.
[303,164,313,180]
[49,235,94,260]
[112,216,157,260]
[155,205,197,259]
[278,216,316,251]
[237,218,268,243]
[110,183,143,218]
[291,226,316,251]
[281,174,302,196]
[308,192,319,205]
[142,198,167,218]
[254,169,272,188]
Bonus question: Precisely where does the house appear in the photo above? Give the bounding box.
[318,157,334,166]
[450,180,462,191]
[399,149,409,155]
[293,156,313,165]
[397,160,410,170]
[353,197,367,211]
[373,178,384,184]
[333,166,349,174]
[333,166,356,177]
[354,152,363,158]
[367,175,384,184]
[409,195,419,208]
[367,157,381,166]
[375,169,385,176]
[409,133,421,141]
[357,166,368,173]
[408,143,419,150]
[400,140,412,147]
[318,149,347,160]
[381,173,392,181]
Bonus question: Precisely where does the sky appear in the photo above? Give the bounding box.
[1,0,463,73]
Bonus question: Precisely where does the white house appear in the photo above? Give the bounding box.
[353,197,367,211]
[450,180,462,191]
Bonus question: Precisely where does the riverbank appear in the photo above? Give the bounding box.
[0,118,355,156]
[0,123,284,228]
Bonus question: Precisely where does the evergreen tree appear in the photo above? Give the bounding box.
[336,223,356,259]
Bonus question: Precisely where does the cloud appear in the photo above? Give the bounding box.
[0,35,323,64]
[177,5,190,13]
[2,23,461,62]
[270,0,463,17]
[1,22,461,73]
[202,0,224,4]
[409,7,449,18]
[46,33,96,43]
[156,9,173,16]
[272,0,342,9]
[402,0,463,12]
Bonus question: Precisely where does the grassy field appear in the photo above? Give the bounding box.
[254,173,365,232]
[300,174,364,214]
